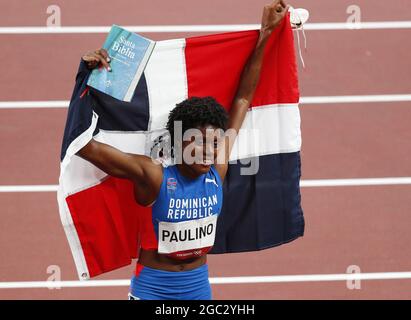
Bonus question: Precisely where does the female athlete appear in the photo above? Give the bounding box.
[78,0,289,300]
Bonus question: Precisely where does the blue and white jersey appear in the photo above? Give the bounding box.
[151,164,223,259]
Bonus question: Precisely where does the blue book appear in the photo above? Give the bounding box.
[87,25,156,102]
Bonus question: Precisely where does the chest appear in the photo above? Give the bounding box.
[152,176,222,223]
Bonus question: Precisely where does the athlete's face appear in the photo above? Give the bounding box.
[180,124,224,175]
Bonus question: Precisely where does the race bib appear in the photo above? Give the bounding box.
[158,215,217,254]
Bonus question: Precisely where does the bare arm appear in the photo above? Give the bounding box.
[77,139,163,205]
[77,139,160,180]
[75,49,163,205]
[78,47,162,177]
[215,0,289,181]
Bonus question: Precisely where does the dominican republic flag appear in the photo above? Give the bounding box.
[58,16,304,280]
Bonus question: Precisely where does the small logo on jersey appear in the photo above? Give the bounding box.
[167,178,177,194]
[205,178,218,187]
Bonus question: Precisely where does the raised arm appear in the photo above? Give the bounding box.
[76,49,163,201]
[215,0,289,181]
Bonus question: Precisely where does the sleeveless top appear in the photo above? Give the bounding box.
[146,164,223,260]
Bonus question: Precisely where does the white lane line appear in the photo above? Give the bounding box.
[305,21,411,30]
[300,177,411,187]
[0,101,68,109]
[0,21,411,34]
[1,178,411,193]
[1,271,411,289]
[1,94,411,109]
[211,272,411,284]
[300,94,411,104]
[0,185,58,192]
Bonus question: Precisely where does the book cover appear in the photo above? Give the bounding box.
[87,24,156,102]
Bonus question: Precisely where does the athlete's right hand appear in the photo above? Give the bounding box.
[82,48,111,71]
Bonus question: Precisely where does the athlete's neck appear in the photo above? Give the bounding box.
[176,164,202,180]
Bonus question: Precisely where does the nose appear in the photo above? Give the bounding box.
[203,143,214,160]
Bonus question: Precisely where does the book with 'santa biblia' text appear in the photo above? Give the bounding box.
[87,24,156,102]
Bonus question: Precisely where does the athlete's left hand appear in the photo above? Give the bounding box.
[260,0,290,34]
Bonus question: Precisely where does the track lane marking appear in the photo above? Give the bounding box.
[1,94,411,109]
[1,271,411,289]
[0,21,411,34]
[1,178,411,193]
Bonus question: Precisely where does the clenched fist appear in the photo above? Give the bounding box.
[260,0,290,34]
